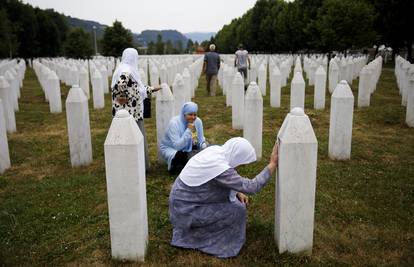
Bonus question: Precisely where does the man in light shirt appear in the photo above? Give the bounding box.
[234,44,251,90]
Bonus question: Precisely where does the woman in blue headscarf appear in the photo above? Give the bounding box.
[160,102,207,175]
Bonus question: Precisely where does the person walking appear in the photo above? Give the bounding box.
[203,44,220,96]
[235,44,251,89]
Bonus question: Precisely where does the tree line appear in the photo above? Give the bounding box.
[213,0,413,62]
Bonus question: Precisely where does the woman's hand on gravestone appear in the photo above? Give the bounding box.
[116,96,128,105]
[152,85,162,92]
[267,143,279,175]
[236,192,249,205]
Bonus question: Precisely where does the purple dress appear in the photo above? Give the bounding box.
[168,167,272,258]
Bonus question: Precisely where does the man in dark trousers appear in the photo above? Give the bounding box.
[203,44,220,96]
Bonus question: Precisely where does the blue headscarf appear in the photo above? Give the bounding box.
[179,102,198,131]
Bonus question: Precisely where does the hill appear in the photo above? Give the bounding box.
[136,30,188,47]
[184,32,216,43]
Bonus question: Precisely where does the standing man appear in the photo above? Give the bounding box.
[235,44,251,89]
[203,44,220,96]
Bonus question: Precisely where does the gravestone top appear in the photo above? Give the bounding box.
[291,107,305,116]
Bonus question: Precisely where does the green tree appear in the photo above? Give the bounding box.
[0,8,18,58]
[155,34,164,54]
[310,0,377,53]
[64,28,94,59]
[370,0,414,62]
[102,20,134,56]
[35,9,62,57]
[186,39,194,53]
[147,41,155,55]
[165,40,174,54]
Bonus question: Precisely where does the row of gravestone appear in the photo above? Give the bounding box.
[395,56,414,127]
[0,59,26,174]
[104,105,319,261]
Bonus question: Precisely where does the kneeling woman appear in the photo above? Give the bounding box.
[160,102,207,175]
[168,137,278,258]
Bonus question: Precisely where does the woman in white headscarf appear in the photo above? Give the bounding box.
[111,48,161,169]
[168,137,278,258]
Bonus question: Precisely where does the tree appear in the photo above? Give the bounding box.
[35,8,62,57]
[186,39,194,53]
[147,41,155,55]
[165,40,174,54]
[64,28,94,59]
[0,8,18,58]
[155,34,164,54]
[370,0,414,62]
[102,20,134,56]
[310,0,377,53]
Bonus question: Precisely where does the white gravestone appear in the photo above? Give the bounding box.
[258,64,267,96]
[314,66,327,109]
[231,72,244,129]
[225,68,233,106]
[156,83,174,162]
[357,67,371,107]
[47,72,62,113]
[65,85,93,167]
[275,107,317,255]
[173,74,186,115]
[100,65,109,94]
[91,70,105,109]
[329,61,339,94]
[243,82,263,159]
[4,71,18,112]
[329,80,354,160]
[79,67,90,99]
[406,72,414,127]
[104,110,148,262]
[290,71,306,110]
[270,66,282,108]
[182,68,192,102]
[0,99,11,174]
[0,77,16,133]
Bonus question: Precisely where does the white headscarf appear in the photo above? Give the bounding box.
[111,48,146,98]
[179,137,257,187]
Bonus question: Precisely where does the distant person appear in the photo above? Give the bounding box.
[159,102,207,175]
[203,44,221,96]
[111,48,161,170]
[235,44,251,89]
[168,137,279,258]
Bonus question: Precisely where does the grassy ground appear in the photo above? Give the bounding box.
[0,65,413,266]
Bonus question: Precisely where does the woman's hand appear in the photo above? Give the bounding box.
[187,123,194,130]
[152,85,162,92]
[116,96,128,105]
[267,142,279,175]
[237,192,249,205]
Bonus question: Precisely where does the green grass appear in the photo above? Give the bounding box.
[0,66,413,266]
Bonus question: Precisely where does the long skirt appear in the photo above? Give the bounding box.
[169,199,247,258]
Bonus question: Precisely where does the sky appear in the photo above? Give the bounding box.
[22,0,258,33]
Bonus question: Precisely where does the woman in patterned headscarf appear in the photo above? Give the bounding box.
[111,48,161,170]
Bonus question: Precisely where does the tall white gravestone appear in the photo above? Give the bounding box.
[0,76,16,133]
[65,85,93,166]
[173,74,186,115]
[79,67,90,99]
[406,72,414,127]
[258,64,267,96]
[104,110,148,262]
[156,83,175,162]
[314,66,326,110]
[91,70,105,109]
[358,67,371,107]
[0,99,11,174]
[243,82,263,159]
[275,107,317,255]
[47,72,62,113]
[232,72,245,129]
[270,66,282,108]
[329,80,354,160]
[290,71,306,110]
